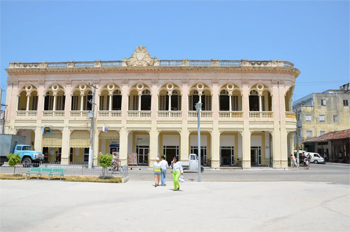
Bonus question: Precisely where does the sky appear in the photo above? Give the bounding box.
[0,0,349,108]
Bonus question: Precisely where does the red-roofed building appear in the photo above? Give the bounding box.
[303,129,350,163]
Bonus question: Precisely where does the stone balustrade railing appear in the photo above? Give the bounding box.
[8,59,294,69]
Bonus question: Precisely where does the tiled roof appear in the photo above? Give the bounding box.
[304,129,350,143]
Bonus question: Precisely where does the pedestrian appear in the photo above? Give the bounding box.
[55,151,59,162]
[153,157,161,187]
[324,152,328,161]
[291,154,298,168]
[112,153,117,171]
[171,156,183,191]
[160,155,169,186]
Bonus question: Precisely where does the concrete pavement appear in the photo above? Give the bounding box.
[0,180,349,232]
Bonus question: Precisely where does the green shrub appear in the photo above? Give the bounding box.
[7,153,21,175]
[98,153,113,177]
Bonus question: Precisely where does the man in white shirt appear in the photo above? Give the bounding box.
[160,156,169,186]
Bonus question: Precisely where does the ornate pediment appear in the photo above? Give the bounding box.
[125,46,157,67]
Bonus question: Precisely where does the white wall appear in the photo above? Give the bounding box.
[190,135,207,146]
[163,135,180,146]
[251,135,262,146]
[220,135,235,147]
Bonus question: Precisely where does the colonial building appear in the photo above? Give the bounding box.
[293,83,350,156]
[4,46,299,168]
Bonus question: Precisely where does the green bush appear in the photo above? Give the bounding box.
[7,153,21,175]
[98,153,113,177]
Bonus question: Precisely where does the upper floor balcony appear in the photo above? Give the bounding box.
[14,110,296,121]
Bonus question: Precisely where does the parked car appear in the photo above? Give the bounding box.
[304,152,325,164]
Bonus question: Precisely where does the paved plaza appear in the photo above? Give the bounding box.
[0,164,349,232]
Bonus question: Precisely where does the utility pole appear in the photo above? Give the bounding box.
[195,102,202,182]
[296,108,300,166]
[88,83,97,169]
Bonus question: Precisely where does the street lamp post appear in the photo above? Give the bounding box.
[88,83,97,169]
[195,102,202,182]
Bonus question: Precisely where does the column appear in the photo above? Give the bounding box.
[168,94,172,115]
[109,94,112,111]
[64,86,72,119]
[26,94,30,111]
[53,94,57,111]
[119,127,129,166]
[180,129,189,161]
[259,94,262,112]
[34,127,43,154]
[93,130,99,166]
[211,130,220,168]
[138,94,141,111]
[151,83,159,120]
[229,94,232,112]
[149,129,159,167]
[61,127,71,165]
[80,94,84,111]
[181,83,189,118]
[242,126,251,168]
[121,84,129,119]
[36,85,45,120]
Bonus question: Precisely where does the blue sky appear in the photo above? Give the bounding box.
[1,0,349,107]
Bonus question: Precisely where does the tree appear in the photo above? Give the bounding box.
[98,153,113,178]
[7,153,21,175]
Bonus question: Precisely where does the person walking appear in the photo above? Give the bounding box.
[160,156,168,186]
[291,154,298,168]
[153,157,161,187]
[171,156,183,191]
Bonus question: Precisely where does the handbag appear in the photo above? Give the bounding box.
[179,175,185,182]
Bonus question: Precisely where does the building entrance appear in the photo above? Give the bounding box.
[251,146,261,166]
[220,146,234,166]
[163,146,179,164]
[136,146,149,165]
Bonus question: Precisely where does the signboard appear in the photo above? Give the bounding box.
[42,127,51,134]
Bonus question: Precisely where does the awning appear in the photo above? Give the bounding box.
[42,131,62,147]
[99,131,119,140]
[71,130,90,148]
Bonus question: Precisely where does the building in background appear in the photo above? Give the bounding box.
[4,46,300,168]
[293,83,350,156]
[303,129,350,163]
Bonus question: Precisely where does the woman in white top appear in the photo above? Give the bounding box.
[160,156,169,186]
[153,157,161,187]
[171,156,183,191]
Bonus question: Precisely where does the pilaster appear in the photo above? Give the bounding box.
[211,130,220,168]
[242,124,251,169]
[149,129,159,167]
[61,127,71,165]
[34,127,43,154]
[119,127,128,166]
[180,129,189,161]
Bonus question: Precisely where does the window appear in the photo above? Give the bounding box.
[320,131,326,136]
[319,115,325,122]
[344,100,349,106]
[306,131,313,138]
[305,115,312,122]
[333,115,338,122]
[321,99,326,106]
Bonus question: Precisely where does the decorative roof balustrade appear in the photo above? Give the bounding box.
[8,59,294,69]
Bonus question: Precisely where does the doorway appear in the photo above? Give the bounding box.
[136,146,149,165]
[221,146,234,166]
[163,146,179,165]
[251,146,261,166]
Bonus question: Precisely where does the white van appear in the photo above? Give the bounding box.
[304,152,325,164]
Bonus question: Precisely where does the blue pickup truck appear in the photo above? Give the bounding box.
[0,135,44,167]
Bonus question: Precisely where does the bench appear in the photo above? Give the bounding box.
[25,168,66,180]
[25,168,42,179]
